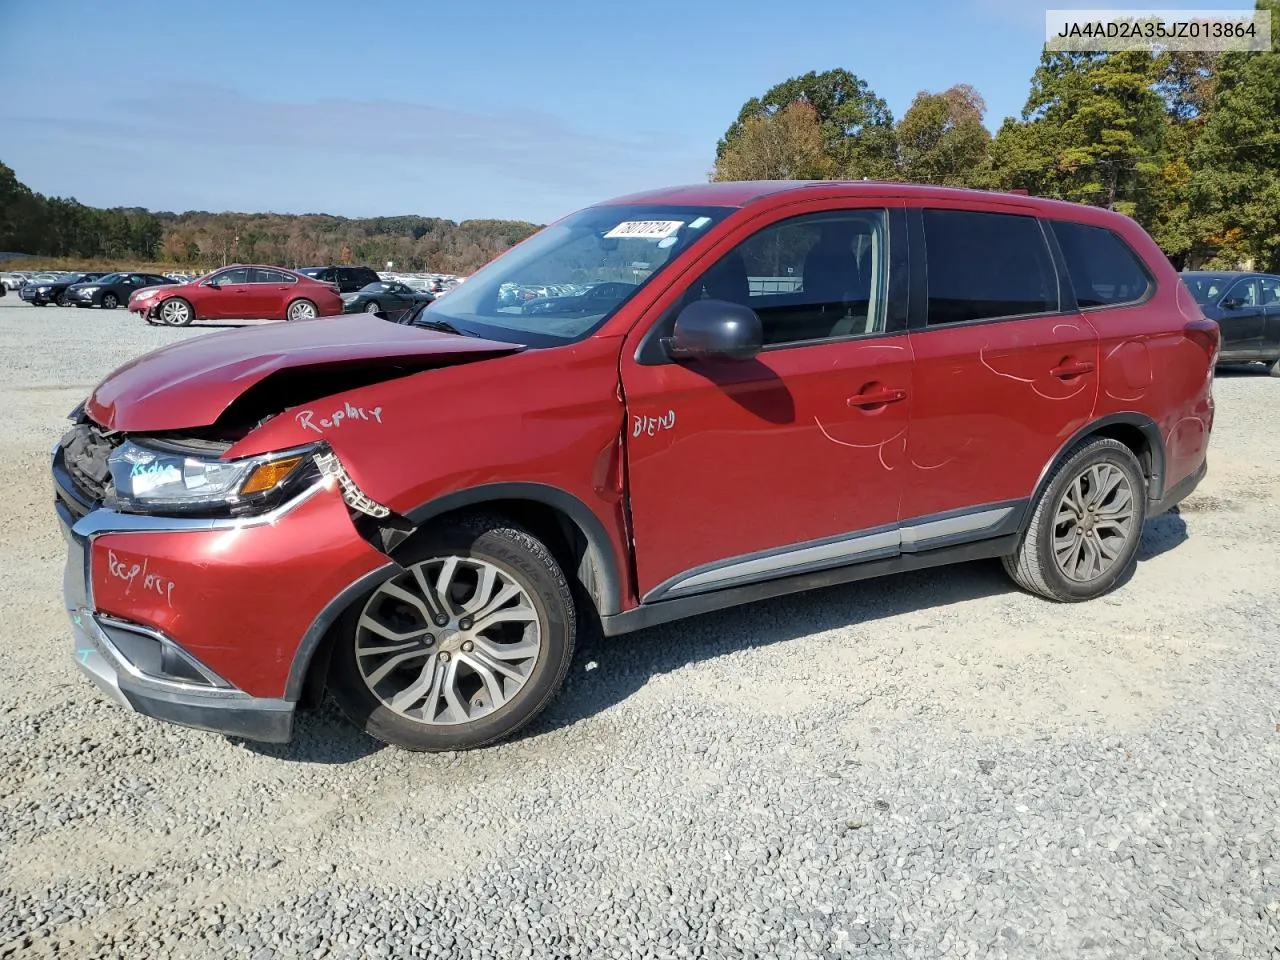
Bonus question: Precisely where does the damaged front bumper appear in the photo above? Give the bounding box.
[58,502,297,742]
[53,444,396,743]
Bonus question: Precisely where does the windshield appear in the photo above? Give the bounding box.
[1183,274,1232,305]
[360,282,393,293]
[419,204,731,346]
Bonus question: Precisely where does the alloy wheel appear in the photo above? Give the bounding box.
[288,300,317,320]
[1052,462,1136,582]
[160,300,190,325]
[354,557,541,725]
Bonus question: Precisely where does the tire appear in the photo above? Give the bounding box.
[1268,356,1280,378]
[364,300,381,313]
[286,298,317,321]
[329,515,576,751]
[1002,437,1147,602]
[56,294,70,307]
[158,297,195,326]
[101,293,119,309]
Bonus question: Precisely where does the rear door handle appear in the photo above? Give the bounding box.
[1050,359,1095,379]
[848,388,908,408]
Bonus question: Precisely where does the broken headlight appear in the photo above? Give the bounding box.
[107,441,319,515]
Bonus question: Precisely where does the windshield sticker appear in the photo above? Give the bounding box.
[688,216,712,230]
[604,220,684,240]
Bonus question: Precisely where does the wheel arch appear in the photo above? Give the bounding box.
[1026,413,1166,531]
[401,483,625,621]
[286,484,626,706]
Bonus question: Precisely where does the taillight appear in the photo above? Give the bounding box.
[1184,318,1220,363]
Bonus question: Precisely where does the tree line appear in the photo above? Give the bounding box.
[713,0,1279,272]
[0,161,541,275]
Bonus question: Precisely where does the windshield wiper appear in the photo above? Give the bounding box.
[413,317,472,336]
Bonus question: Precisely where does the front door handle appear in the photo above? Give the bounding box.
[1050,359,1095,379]
[847,387,908,408]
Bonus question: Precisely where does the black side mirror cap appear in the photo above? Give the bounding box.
[1221,297,1243,309]
[662,299,763,363]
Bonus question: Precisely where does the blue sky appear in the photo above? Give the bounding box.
[0,0,1243,224]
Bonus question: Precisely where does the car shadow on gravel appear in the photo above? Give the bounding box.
[239,512,1191,763]
[238,699,385,763]
[525,509,1191,742]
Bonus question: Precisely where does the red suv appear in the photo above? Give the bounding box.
[54,182,1218,751]
[129,264,344,325]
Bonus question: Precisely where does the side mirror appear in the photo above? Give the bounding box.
[1221,296,1243,309]
[663,299,763,362]
[206,280,220,289]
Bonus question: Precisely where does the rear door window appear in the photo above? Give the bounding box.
[251,268,293,284]
[1050,220,1153,308]
[922,209,1058,325]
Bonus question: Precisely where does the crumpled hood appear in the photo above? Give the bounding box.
[85,314,524,432]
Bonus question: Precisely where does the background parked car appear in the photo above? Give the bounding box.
[18,271,109,306]
[64,272,176,309]
[1183,270,1280,373]
[340,280,435,314]
[132,264,344,325]
[298,265,380,293]
[1,272,32,291]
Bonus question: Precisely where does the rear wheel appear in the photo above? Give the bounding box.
[1268,356,1280,378]
[101,292,119,309]
[286,298,317,321]
[328,516,576,751]
[158,298,195,326]
[56,293,70,307]
[1003,437,1146,602]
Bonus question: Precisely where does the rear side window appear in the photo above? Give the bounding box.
[1050,221,1152,308]
[923,209,1058,325]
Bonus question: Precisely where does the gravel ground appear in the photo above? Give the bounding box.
[0,299,1277,960]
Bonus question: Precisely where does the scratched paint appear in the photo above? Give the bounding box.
[978,345,1089,401]
[107,549,176,607]
[1101,340,1153,402]
[814,418,907,472]
[632,410,676,438]
[296,401,384,435]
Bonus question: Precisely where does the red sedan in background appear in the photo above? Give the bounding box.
[129,265,344,325]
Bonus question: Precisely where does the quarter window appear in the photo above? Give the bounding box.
[1259,277,1280,306]
[679,209,890,347]
[1050,220,1152,308]
[923,209,1058,325]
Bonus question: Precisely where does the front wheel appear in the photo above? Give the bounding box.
[286,298,317,321]
[328,516,576,751]
[100,293,119,309]
[158,297,195,326]
[1003,437,1147,602]
[364,300,381,313]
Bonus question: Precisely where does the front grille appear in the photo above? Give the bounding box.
[59,422,121,506]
